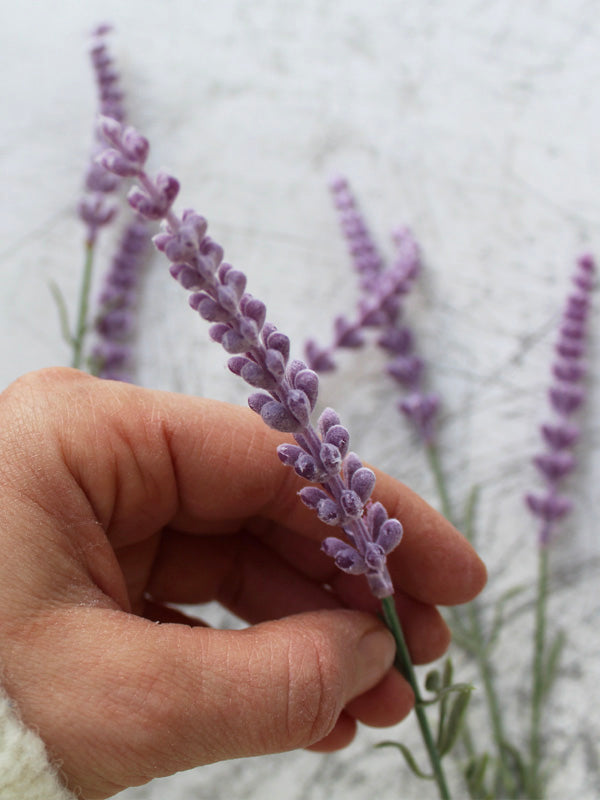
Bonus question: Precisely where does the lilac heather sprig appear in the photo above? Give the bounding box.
[78,25,125,245]
[306,177,439,445]
[96,117,403,598]
[525,254,595,546]
[91,215,151,381]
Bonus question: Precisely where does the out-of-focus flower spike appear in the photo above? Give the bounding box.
[91,215,151,381]
[525,254,595,545]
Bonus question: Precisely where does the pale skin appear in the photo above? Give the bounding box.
[0,368,486,799]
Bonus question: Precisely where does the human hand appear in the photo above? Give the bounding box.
[0,368,485,799]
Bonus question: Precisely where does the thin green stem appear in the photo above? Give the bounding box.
[425,449,516,796]
[381,596,452,800]
[425,443,453,521]
[528,545,549,799]
[71,241,96,369]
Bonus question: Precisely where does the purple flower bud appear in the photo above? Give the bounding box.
[541,421,580,450]
[155,171,180,205]
[240,296,267,329]
[227,356,251,376]
[293,369,319,410]
[286,389,311,427]
[525,493,572,522]
[350,467,376,503]
[127,187,165,219]
[316,498,342,525]
[119,125,149,163]
[364,542,386,571]
[299,486,330,509]
[265,348,286,379]
[386,355,424,388]
[321,538,366,574]
[343,452,363,486]
[340,490,364,518]
[318,407,341,437]
[221,329,250,354]
[260,400,302,433]
[324,424,350,457]
[319,442,343,474]
[172,266,204,292]
[266,331,290,361]
[366,501,388,539]
[334,316,364,348]
[556,340,584,359]
[164,227,201,262]
[192,295,228,322]
[224,269,247,298]
[208,323,230,344]
[553,361,586,383]
[276,443,304,467]
[378,326,413,355]
[304,340,336,372]
[240,361,274,389]
[293,453,323,482]
[97,149,141,177]
[247,392,272,414]
[549,384,585,416]
[216,284,239,314]
[533,452,576,482]
[78,195,118,228]
[376,518,403,553]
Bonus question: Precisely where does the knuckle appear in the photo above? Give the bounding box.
[284,627,344,747]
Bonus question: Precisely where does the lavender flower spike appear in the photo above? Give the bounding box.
[78,25,126,245]
[91,215,151,381]
[96,118,403,598]
[525,254,595,545]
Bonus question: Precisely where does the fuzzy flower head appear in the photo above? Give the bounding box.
[525,254,595,546]
[95,119,404,598]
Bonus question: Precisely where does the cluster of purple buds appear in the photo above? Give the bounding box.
[525,254,595,546]
[95,118,403,598]
[78,25,125,244]
[91,215,150,381]
[306,177,439,444]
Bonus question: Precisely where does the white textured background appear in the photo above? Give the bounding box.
[1,1,599,798]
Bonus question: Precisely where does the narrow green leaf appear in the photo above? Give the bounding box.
[542,629,566,698]
[48,279,74,346]
[485,585,527,652]
[375,741,435,780]
[463,485,481,544]
[464,752,491,799]
[438,686,474,755]
[499,740,528,795]
[442,657,454,688]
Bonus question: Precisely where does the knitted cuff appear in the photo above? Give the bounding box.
[0,687,77,800]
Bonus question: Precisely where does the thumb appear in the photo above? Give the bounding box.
[15,606,396,797]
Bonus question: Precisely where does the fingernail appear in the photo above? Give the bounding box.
[353,627,396,697]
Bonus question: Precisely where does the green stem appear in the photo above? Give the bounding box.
[466,602,516,797]
[425,443,453,521]
[71,241,96,369]
[528,546,549,799]
[425,448,516,796]
[381,596,452,800]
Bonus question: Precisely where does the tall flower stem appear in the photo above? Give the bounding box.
[426,444,517,796]
[527,545,549,799]
[71,242,96,369]
[381,596,452,800]
[425,443,453,522]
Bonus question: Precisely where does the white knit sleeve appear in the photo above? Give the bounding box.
[0,687,77,800]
